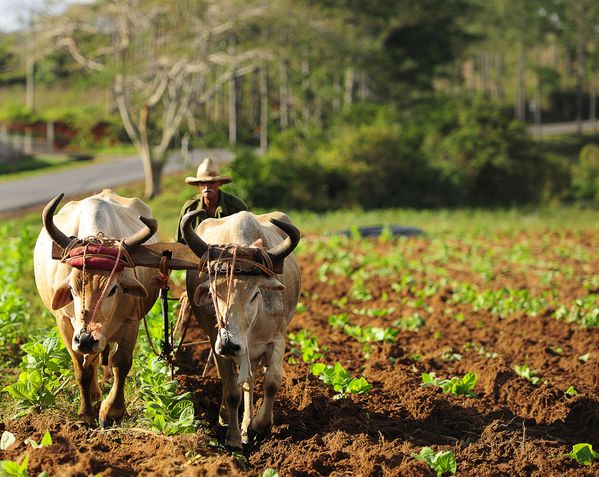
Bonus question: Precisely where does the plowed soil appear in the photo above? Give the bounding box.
[1,232,598,476]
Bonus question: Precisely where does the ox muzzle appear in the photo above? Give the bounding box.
[215,328,244,357]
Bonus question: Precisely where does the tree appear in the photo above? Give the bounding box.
[39,0,278,198]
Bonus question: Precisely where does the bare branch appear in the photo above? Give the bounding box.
[56,37,105,71]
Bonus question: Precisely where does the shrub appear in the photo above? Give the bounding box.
[572,143,599,202]
[423,96,546,205]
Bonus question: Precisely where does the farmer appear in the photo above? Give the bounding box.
[176,157,248,244]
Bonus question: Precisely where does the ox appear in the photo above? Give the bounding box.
[33,190,160,426]
[181,210,301,449]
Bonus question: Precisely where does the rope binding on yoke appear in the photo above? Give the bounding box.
[196,243,276,330]
[60,232,135,271]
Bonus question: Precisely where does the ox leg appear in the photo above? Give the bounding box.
[58,316,98,424]
[252,339,284,435]
[241,372,256,444]
[215,354,243,449]
[99,320,137,427]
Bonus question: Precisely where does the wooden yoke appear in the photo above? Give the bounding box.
[52,241,285,273]
[52,241,201,270]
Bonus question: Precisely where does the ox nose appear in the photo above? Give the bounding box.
[217,338,241,357]
[74,331,98,353]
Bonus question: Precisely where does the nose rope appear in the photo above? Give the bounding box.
[198,242,275,331]
[60,234,134,337]
[88,240,125,338]
[80,242,90,323]
[206,245,239,329]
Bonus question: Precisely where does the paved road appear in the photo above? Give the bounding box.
[527,119,599,136]
[0,148,233,214]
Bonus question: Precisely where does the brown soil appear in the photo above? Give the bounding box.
[1,232,598,476]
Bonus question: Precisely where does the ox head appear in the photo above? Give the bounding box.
[181,210,300,358]
[43,193,156,355]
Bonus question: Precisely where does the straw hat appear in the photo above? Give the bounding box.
[185,158,232,185]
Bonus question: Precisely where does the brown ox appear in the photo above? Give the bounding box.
[33,190,160,426]
[182,210,301,449]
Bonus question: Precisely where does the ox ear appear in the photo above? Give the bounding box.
[52,277,73,310]
[193,279,211,306]
[259,277,286,291]
[120,274,148,298]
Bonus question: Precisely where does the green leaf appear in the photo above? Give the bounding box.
[432,450,457,476]
[565,385,578,397]
[40,431,52,447]
[262,469,280,477]
[0,431,16,451]
[310,363,326,376]
[565,443,599,466]
[411,446,435,464]
[578,353,590,363]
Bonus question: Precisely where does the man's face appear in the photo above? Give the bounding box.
[197,180,223,202]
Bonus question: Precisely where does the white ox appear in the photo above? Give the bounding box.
[181,210,301,449]
[34,189,160,426]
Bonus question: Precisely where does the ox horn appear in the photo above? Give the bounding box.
[181,209,209,257]
[42,193,72,249]
[123,216,158,250]
[267,218,301,264]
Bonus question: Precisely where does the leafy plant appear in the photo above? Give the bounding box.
[24,431,52,449]
[565,385,578,397]
[0,454,29,477]
[393,313,425,331]
[288,329,323,364]
[2,333,72,412]
[421,372,477,397]
[411,447,457,476]
[563,443,599,466]
[310,362,372,399]
[262,470,280,477]
[514,364,541,385]
[136,355,196,435]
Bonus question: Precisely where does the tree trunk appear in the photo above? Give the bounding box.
[313,97,322,128]
[591,68,597,133]
[480,54,488,96]
[279,61,289,129]
[515,31,526,121]
[333,75,341,112]
[47,121,55,151]
[259,64,268,154]
[26,56,35,112]
[301,59,311,122]
[496,53,504,104]
[141,147,165,199]
[344,66,354,109]
[229,72,238,145]
[575,17,585,135]
[535,48,542,141]
[358,71,368,101]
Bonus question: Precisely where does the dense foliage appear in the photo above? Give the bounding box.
[226,98,585,209]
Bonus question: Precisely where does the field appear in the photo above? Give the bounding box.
[0,208,597,476]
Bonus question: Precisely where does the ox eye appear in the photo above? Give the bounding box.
[250,291,260,303]
[107,285,117,297]
[69,285,77,297]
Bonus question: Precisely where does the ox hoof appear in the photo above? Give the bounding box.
[99,414,122,428]
[250,419,272,436]
[76,414,97,427]
[225,440,243,452]
[224,433,243,451]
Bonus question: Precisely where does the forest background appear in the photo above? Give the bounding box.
[1,0,599,210]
